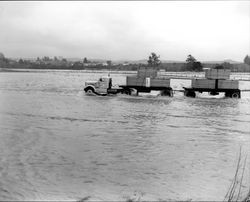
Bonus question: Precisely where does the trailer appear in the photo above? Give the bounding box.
[183,69,241,98]
[119,76,173,96]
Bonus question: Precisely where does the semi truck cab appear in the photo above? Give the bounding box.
[84,76,112,95]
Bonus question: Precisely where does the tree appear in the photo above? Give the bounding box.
[214,64,224,69]
[0,52,9,67]
[221,62,233,70]
[72,61,83,69]
[107,60,112,66]
[0,52,9,64]
[19,59,24,64]
[186,54,196,63]
[193,61,203,71]
[147,52,161,67]
[0,52,5,60]
[244,55,250,65]
[83,57,88,63]
[185,54,202,71]
[42,56,50,61]
[62,58,67,63]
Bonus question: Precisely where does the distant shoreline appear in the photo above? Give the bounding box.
[1,68,250,80]
[1,58,250,73]
[0,68,137,74]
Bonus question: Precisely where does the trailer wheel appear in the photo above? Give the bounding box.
[232,92,240,99]
[161,89,173,97]
[123,89,131,95]
[184,90,196,98]
[170,90,173,97]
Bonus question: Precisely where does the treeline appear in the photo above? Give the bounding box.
[146,53,250,72]
[159,61,250,72]
[1,52,250,72]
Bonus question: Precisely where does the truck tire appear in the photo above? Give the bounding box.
[123,88,131,95]
[184,90,196,98]
[84,86,95,95]
[161,89,173,97]
[232,92,240,99]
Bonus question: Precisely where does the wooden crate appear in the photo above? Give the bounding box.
[205,69,230,80]
[151,78,170,87]
[126,76,170,87]
[137,67,157,78]
[192,79,215,89]
[218,80,239,89]
[126,76,145,86]
[239,81,250,90]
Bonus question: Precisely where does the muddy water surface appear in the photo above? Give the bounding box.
[0,71,250,201]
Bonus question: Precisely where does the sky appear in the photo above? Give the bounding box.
[0,1,249,62]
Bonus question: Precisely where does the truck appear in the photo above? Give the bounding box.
[84,76,125,96]
[84,68,244,98]
[84,67,173,96]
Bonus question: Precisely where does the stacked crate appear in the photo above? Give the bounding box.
[205,69,230,80]
[150,79,170,87]
[192,79,215,89]
[126,76,145,86]
[191,69,239,90]
[192,78,239,90]
[126,76,170,87]
[218,80,239,89]
[127,67,158,87]
[137,67,158,78]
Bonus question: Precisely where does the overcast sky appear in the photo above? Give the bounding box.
[0,1,249,61]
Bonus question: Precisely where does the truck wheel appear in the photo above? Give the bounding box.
[84,87,95,95]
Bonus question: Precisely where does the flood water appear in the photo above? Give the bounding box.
[0,70,250,201]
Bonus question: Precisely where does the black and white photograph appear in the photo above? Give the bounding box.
[0,1,250,201]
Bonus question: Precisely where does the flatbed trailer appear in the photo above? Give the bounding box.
[183,77,241,98]
[119,85,173,96]
[122,70,173,96]
[183,87,241,98]
[182,69,243,98]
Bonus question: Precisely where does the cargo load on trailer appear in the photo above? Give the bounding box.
[120,67,173,96]
[205,69,230,80]
[184,68,241,98]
